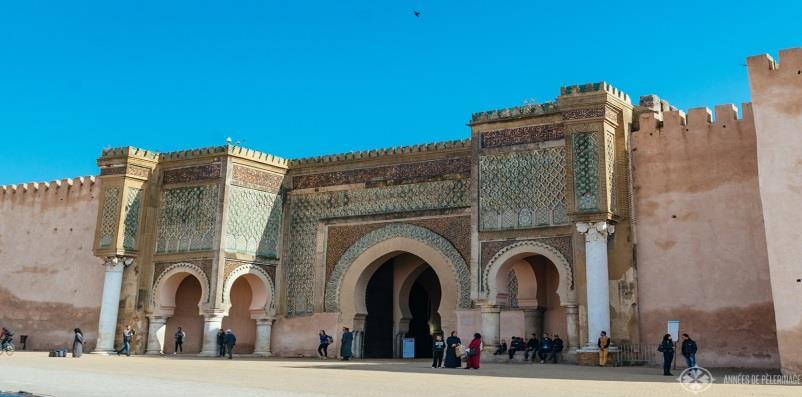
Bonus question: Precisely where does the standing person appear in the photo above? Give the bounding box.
[174,326,186,354]
[524,334,539,362]
[444,331,462,368]
[538,333,553,364]
[681,333,698,370]
[464,333,482,370]
[340,327,353,360]
[117,325,135,356]
[318,330,332,359]
[658,333,675,376]
[552,334,564,363]
[0,327,13,350]
[72,328,85,358]
[432,334,446,368]
[224,329,237,359]
[216,329,226,357]
[597,331,610,367]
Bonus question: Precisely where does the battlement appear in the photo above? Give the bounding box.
[100,146,159,161]
[225,145,289,168]
[470,102,559,124]
[747,47,802,75]
[1,176,96,198]
[638,95,679,113]
[560,81,631,104]
[288,139,470,166]
[636,102,752,133]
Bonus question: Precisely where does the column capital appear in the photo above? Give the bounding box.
[254,317,276,325]
[576,221,615,242]
[201,309,226,319]
[103,255,134,271]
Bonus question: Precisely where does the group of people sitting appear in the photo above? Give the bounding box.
[493,333,564,363]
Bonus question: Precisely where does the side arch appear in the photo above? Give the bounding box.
[325,223,471,312]
[151,262,211,316]
[221,264,276,317]
[483,240,575,306]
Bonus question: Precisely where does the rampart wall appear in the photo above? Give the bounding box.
[0,177,104,350]
[632,100,780,367]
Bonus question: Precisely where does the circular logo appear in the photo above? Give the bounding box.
[677,366,714,394]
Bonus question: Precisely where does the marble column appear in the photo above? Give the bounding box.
[145,316,167,355]
[576,222,614,349]
[480,305,501,351]
[93,257,130,354]
[564,304,580,351]
[200,312,225,356]
[253,318,274,357]
[523,307,545,338]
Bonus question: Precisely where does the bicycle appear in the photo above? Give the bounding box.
[1,341,14,356]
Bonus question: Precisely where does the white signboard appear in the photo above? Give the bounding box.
[667,320,680,341]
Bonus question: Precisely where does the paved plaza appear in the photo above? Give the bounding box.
[0,352,798,397]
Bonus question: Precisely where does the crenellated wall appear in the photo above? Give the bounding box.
[748,48,802,375]
[632,98,779,367]
[0,177,104,350]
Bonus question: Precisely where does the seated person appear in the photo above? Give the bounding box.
[493,339,508,355]
[524,334,539,361]
[552,334,564,363]
[508,336,525,359]
[538,333,553,363]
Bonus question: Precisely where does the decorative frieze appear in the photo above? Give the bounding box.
[325,216,471,281]
[481,124,565,149]
[152,260,212,304]
[572,132,600,211]
[98,187,120,248]
[292,157,470,190]
[479,147,568,230]
[605,133,617,213]
[122,187,143,250]
[324,223,472,312]
[480,236,573,281]
[162,164,221,185]
[286,179,470,315]
[480,237,574,293]
[225,186,283,258]
[100,165,151,179]
[155,185,219,253]
[231,164,283,193]
[562,107,606,121]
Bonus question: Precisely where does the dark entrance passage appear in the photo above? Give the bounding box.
[407,267,441,358]
[363,257,443,359]
[363,261,394,358]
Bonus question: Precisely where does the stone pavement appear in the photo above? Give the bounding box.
[0,352,798,397]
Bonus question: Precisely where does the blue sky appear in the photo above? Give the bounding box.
[1,1,800,184]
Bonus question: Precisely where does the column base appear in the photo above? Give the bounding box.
[90,350,116,355]
[198,350,220,357]
[145,350,164,355]
[252,352,272,357]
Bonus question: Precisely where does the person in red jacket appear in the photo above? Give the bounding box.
[464,333,482,370]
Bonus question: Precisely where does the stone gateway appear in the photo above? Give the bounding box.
[1,48,801,375]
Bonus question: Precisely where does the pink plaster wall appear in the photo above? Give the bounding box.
[221,277,257,353]
[500,311,524,341]
[748,48,802,375]
[0,177,104,351]
[164,276,204,354]
[632,104,779,368]
[271,312,339,357]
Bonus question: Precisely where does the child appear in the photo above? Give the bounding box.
[432,334,446,368]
